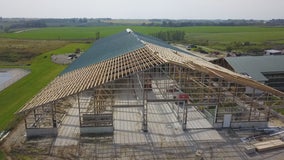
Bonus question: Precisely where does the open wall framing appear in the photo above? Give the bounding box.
[23,62,284,137]
[19,31,284,138]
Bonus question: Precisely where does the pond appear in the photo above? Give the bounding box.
[0,71,12,85]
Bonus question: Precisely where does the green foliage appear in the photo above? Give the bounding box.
[0,150,6,160]
[8,20,47,31]
[192,47,208,54]
[275,109,284,115]
[0,43,91,131]
[151,30,185,41]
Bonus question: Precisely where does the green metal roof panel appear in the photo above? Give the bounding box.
[135,32,195,56]
[61,31,144,75]
[61,29,195,75]
[225,56,284,82]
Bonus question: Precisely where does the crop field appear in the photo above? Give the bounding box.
[1,26,284,41]
[0,26,173,40]
[183,26,284,52]
[1,26,284,53]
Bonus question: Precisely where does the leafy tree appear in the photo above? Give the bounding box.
[96,32,100,40]
[151,30,185,42]
[4,26,10,33]
[226,46,233,52]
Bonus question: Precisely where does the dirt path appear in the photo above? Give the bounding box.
[14,29,37,34]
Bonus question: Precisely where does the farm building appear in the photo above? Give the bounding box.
[17,29,284,138]
[212,56,284,92]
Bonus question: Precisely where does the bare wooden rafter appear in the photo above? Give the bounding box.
[18,46,164,114]
[18,42,284,115]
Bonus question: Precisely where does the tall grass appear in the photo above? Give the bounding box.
[0,38,68,65]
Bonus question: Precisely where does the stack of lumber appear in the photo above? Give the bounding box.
[253,139,284,152]
[244,145,256,154]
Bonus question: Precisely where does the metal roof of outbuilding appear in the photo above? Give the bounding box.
[225,56,284,82]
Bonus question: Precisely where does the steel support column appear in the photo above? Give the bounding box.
[142,100,148,132]
[248,88,255,121]
[52,101,57,128]
[182,101,188,130]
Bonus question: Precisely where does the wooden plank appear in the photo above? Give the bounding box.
[254,139,284,152]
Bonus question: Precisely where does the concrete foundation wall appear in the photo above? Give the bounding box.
[80,126,114,135]
[214,121,268,129]
[26,128,58,138]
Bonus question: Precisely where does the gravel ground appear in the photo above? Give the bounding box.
[51,53,81,65]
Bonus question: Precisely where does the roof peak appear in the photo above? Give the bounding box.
[60,29,194,75]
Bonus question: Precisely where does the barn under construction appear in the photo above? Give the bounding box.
[17,29,284,141]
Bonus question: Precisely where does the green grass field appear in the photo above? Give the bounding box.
[1,26,284,42]
[0,43,91,131]
[0,26,174,40]
[1,26,284,53]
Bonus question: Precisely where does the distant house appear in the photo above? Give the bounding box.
[212,56,284,93]
[265,49,282,56]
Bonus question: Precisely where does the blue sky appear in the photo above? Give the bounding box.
[1,0,284,19]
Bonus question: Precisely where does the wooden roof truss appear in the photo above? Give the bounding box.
[18,42,284,114]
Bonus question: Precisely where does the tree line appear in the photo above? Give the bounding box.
[151,30,185,42]
[143,19,284,27]
[3,20,47,32]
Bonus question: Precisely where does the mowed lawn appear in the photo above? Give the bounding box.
[0,43,91,131]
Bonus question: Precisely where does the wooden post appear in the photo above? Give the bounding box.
[33,110,37,128]
[215,78,222,123]
[142,71,148,132]
[52,101,57,128]
[24,116,28,129]
[266,93,271,121]
[77,93,82,126]
[248,88,255,121]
